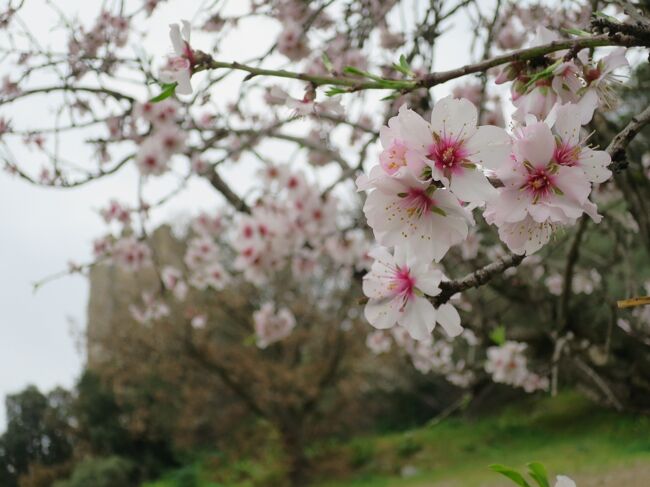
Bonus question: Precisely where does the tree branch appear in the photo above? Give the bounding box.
[607,103,650,172]
[418,33,647,89]
[433,253,525,306]
[206,167,251,214]
[192,34,645,94]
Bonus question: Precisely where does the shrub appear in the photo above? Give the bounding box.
[53,456,135,487]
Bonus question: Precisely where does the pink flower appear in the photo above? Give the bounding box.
[488,121,593,224]
[159,20,194,95]
[112,237,151,271]
[277,21,309,61]
[485,341,529,385]
[512,81,557,123]
[100,200,131,225]
[361,167,470,263]
[576,47,628,122]
[254,302,297,348]
[161,266,188,300]
[135,139,170,175]
[363,247,463,341]
[366,331,392,355]
[396,98,511,204]
[548,103,611,183]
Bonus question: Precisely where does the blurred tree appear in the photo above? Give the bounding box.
[0,386,74,487]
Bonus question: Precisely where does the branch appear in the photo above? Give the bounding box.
[433,253,525,306]
[206,166,251,214]
[0,84,135,105]
[192,34,645,94]
[183,328,267,418]
[572,356,624,411]
[418,33,647,89]
[607,103,650,172]
[558,215,589,330]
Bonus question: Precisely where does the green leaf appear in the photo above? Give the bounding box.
[561,27,591,37]
[489,326,506,345]
[380,92,400,101]
[431,206,447,217]
[325,87,347,97]
[527,463,550,487]
[489,465,532,487]
[321,52,334,72]
[392,54,415,77]
[149,82,177,103]
[399,55,410,70]
[594,11,621,23]
[343,66,367,77]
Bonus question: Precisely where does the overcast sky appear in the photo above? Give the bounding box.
[0,0,475,428]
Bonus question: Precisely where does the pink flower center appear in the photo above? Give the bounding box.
[390,265,416,301]
[399,187,436,218]
[166,56,191,72]
[380,140,408,174]
[183,42,195,66]
[585,67,601,84]
[553,142,580,167]
[427,136,468,175]
[523,167,556,202]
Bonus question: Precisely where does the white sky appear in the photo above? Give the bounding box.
[0,0,476,428]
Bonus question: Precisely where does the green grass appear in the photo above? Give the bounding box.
[144,392,650,487]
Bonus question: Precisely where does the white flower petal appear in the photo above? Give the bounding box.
[436,303,463,337]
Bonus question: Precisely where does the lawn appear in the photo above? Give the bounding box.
[145,392,650,487]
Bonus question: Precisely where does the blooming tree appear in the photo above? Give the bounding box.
[2,0,650,483]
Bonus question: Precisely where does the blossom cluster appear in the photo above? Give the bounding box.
[232,165,369,284]
[133,99,187,175]
[367,326,478,388]
[359,37,627,342]
[484,341,549,393]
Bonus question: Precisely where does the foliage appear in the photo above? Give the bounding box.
[145,393,650,487]
[0,386,74,487]
[52,456,135,487]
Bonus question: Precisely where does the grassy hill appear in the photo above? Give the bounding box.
[145,392,650,487]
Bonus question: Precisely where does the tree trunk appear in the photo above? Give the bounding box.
[280,424,309,487]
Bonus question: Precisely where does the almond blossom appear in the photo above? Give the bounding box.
[485,119,603,254]
[393,98,511,204]
[485,341,548,392]
[111,236,152,271]
[576,47,629,122]
[254,302,297,349]
[365,330,392,355]
[161,266,188,300]
[160,20,194,95]
[547,103,611,183]
[360,166,470,263]
[363,247,463,341]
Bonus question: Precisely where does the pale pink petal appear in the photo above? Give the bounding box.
[169,23,184,55]
[579,147,611,183]
[515,122,554,168]
[399,296,436,341]
[449,168,497,204]
[430,96,477,141]
[436,303,463,337]
[552,104,582,146]
[464,125,511,170]
[365,297,401,329]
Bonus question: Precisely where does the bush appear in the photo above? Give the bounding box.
[53,456,135,487]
